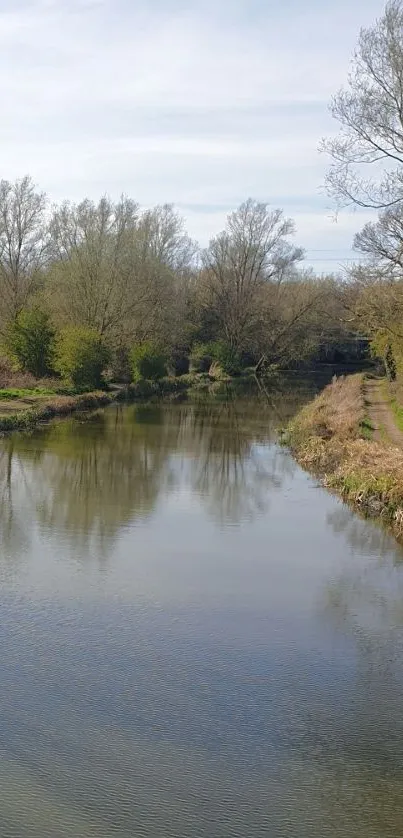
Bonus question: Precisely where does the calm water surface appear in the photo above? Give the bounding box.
[1,393,403,837]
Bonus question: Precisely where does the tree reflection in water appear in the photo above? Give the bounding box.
[0,394,299,557]
[0,439,32,560]
[188,399,294,524]
[6,406,177,553]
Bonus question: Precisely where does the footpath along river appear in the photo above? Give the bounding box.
[0,394,403,837]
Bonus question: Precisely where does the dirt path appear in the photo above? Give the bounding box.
[364,379,403,447]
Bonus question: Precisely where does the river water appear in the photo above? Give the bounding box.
[1,392,403,837]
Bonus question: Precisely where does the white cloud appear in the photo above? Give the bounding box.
[0,0,388,266]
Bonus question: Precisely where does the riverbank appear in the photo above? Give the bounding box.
[0,372,253,436]
[0,374,251,435]
[0,369,364,438]
[0,390,116,434]
[286,374,403,539]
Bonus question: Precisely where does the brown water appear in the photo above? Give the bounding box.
[1,393,403,837]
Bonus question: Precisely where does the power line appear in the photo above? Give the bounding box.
[305,249,356,253]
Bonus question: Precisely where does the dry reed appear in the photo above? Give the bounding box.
[288,374,403,539]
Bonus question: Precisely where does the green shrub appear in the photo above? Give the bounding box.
[189,342,213,373]
[6,308,55,378]
[209,341,242,376]
[130,342,167,382]
[189,341,242,376]
[54,326,111,389]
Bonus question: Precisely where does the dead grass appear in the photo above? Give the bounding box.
[288,374,365,446]
[0,358,39,389]
[287,374,403,539]
[0,356,66,391]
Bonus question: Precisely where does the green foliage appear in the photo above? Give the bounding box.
[130,342,167,382]
[0,409,39,432]
[381,380,403,434]
[54,326,111,389]
[371,330,399,380]
[189,341,242,375]
[360,417,374,440]
[189,342,213,373]
[0,387,58,400]
[208,341,242,376]
[6,308,55,378]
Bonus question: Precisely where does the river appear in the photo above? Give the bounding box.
[1,391,403,837]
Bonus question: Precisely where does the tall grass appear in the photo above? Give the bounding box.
[288,375,403,539]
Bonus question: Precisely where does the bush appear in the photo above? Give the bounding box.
[209,341,242,376]
[130,342,167,382]
[189,341,242,376]
[6,308,55,378]
[213,341,242,375]
[54,326,111,389]
[171,353,190,376]
[189,342,213,373]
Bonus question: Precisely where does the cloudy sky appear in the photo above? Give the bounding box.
[0,0,388,271]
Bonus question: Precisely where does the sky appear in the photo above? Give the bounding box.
[0,0,389,272]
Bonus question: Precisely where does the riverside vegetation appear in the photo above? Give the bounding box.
[286,374,403,539]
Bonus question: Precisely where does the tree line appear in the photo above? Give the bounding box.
[0,177,360,387]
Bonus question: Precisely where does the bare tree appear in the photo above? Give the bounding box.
[0,175,49,324]
[134,204,198,350]
[202,199,303,352]
[47,195,146,341]
[350,205,403,367]
[322,1,403,209]
[255,274,329,365]
[136,204,197,274]
[354,204,403,274]
[47,196,197,356]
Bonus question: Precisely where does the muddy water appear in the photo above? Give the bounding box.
[0,394,403,837]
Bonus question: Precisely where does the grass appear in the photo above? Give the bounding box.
[380,378,403,433]
[288,373,365,448]
[391,399,403,432]
[360,416,374,440]
[378,421,389,444]
[0,391,115,433]
[287,374,403,540]
[0,386,59,400]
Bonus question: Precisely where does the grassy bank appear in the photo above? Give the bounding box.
[0,373,245,434]
[0,391,115,433]
[286,374,403,539]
